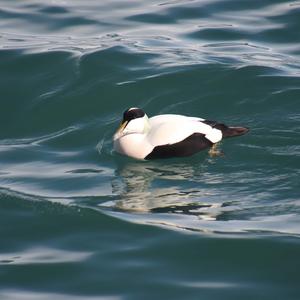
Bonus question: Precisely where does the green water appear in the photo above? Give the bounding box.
[1,0,300,299]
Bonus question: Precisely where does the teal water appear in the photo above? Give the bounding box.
[1,0,300,299]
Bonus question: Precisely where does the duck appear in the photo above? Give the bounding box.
[113,107,249,160]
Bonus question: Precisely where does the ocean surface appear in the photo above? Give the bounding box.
[1,0,300,299]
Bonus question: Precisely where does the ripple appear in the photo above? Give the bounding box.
[0,160,114,198]
[0,247,92,265]
[0,290,120,300]
[177,280,242,289]
[0,126,78,147]
[103,210,300,236]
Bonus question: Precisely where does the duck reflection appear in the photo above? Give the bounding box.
[106,159,226,221]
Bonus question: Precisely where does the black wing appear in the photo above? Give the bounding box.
[145,133,213,160]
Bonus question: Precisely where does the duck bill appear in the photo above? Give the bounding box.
[116,120,128,135]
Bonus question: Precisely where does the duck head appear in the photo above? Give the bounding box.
[114,107,150,139]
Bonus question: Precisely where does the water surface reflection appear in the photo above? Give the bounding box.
[103,159,228,221]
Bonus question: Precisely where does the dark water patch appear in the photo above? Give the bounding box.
[38,6,70,15]
[0,7,26,19]
[163,4,213,20]
[0,4,101,33]
[49,16,100,30]
[66,168,104,174]
[0,49,78,138]
[204,0,286,13]
[1,193,300,299]
[188,27,246,41]
[79,46,159,78]
[126,12,175,24]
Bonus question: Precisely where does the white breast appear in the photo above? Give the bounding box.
[113,133,153,160]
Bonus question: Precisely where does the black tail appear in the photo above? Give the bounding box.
[203,120,249,138]
[221,126,249,138]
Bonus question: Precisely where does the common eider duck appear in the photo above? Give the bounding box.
[113,108,249,160]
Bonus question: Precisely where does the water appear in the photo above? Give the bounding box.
[1,0,300,299]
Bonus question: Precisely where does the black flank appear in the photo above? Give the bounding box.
[145,133,213,160]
